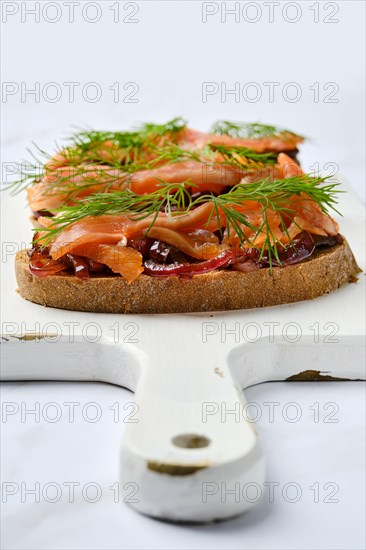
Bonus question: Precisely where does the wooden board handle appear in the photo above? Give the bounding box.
[120,344,265,522]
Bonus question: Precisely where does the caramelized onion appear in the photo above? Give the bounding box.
[231,259,260,273]
[29,249,68,277]
[85,258,105,272]
[246,232,315,267]
[32,210,53,220]
[144,249,244,277]
[64,254,89,279]
[28,231,317,280]
[129,237,154,257]
[149,240,171,263]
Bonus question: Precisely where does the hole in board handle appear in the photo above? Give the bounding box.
[172,434,211,449]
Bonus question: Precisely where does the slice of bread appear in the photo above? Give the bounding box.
[15,239,361,314]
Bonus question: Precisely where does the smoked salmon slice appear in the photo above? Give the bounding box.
[69,244,144,283]
[178,128,303,154]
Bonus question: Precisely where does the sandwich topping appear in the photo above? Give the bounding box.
[12,119,342,283]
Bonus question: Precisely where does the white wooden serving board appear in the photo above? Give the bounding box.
[1,181,365,523]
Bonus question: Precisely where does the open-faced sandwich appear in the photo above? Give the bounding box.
[13,118,360,313]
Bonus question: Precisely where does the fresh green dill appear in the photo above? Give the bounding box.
[7,118,299,198]
[207,144,277,167]
[7,142,278,201]
[6,118,188,195]
[210,120,305,140]
[37,174,341,266]
[67,117,187,164]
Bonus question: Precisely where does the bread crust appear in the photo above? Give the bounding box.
[15,239,361,313]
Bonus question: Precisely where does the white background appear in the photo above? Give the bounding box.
[2,0,365,202]
[1,1,365,549]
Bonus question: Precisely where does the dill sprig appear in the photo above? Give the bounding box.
[37,182,195,244]
[7,119,296,197]
[207,175,340,266]
[67,117,188,164]
[37,174,341,266]
[207,144,277,168]
[6,118,188,195]
[210,120,305,140]
[7,142,278,201]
